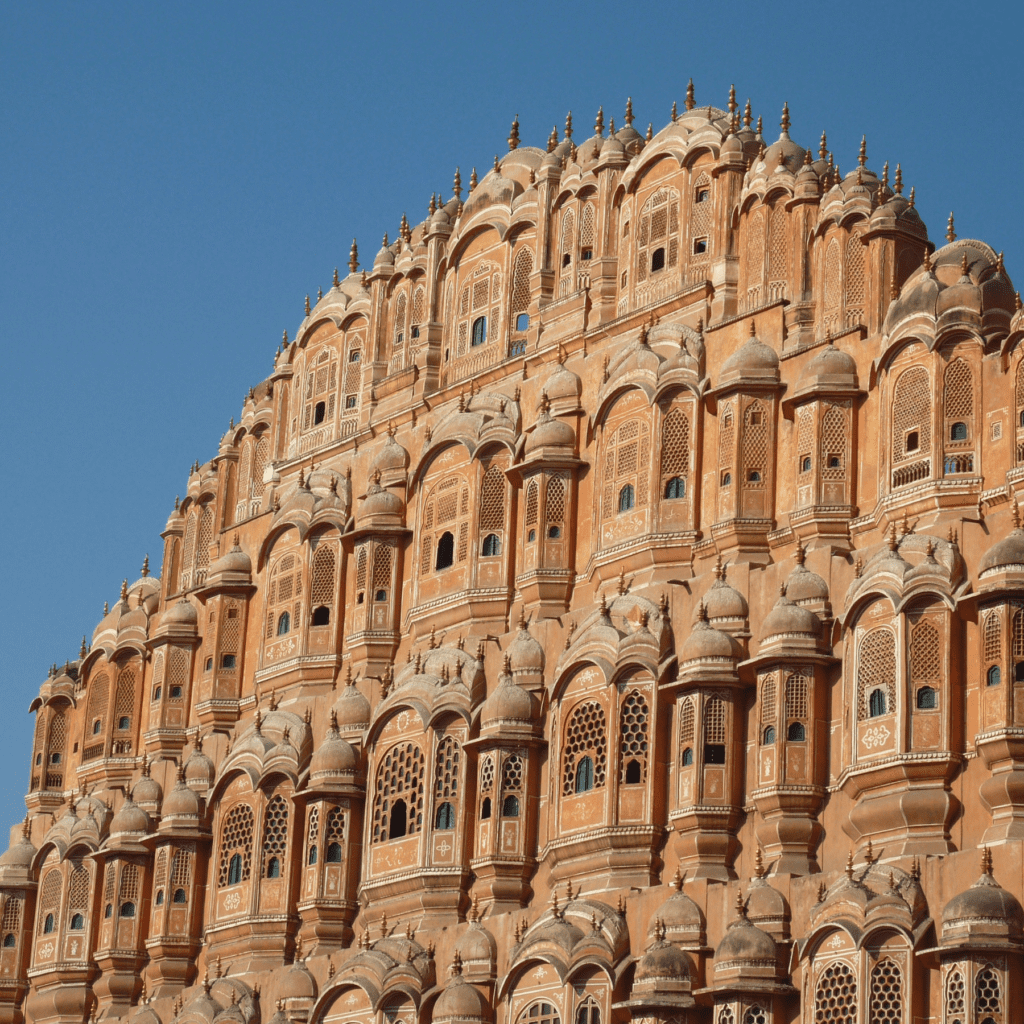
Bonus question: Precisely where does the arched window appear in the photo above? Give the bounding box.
[277,611,290,635]
[155,890,164,906]
[681,747,693,766]
[619,689,649,783]
[218,803,255,887]
[312,605,330,626]
[482,533,501,556]
[326,842,342,863]
[892,365,932,487]
[228,854,242,885]
[917,686,937,709]
[471,316,487,347]
[618,484,635,512]
[262,795,289,878]
[389,799,407,839]
[481,797,492,819]
[576,1001,600,1024]
[575,755,595,793]
[869,958,903,1024]
[950,421,968,441]
[120,902,136,918]
[603,413,652,521]
[869,688,887,717]
[814,961,857,1024]
[435,531,455,570]
[2,935,14,948]
[172,888,187,904]
[517,1002,560,1024]
[43,914,55,934]
[69,911,84,930]
[651,247,666,272]
[435,802,455,830]
[308,846,318,865]
[563,701,607,796]
[664,476,685,499]
[976,966,1002,1019]
[787,721,806,741]
[704,697,727,763]
[502,795,520,817]
[988,665,1002,687]
[624,759,641,784]
[945,969,966,1024]
[372,742,425,843]
[762,726,776,744]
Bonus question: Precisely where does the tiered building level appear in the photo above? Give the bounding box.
[4,92,1024,1024]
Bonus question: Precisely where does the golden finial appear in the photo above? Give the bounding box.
[882,161,889,188]
[818,130,828,160]
[946,211,956,243]
[594,106,604,136]
[624,96,634,126]
[469,166,477,191]
[254,707,262,734]
[743,98,752,128]
[754,846,764,877]
[780,101,790,135]
[547,126,558,152]
[140,554,149,577]
[728,83,737,114]
[670,99,678,122]
[901,508,910,537]
[846,851,855,878]
[380,911,388,937]
[120,579,128,602]
[749,318,757,337]
[982,845,993,875]
[304,294,311,316]
[399,212,410,243]
[890,163,903,196]
[607,117,615,136]
[923,245,931,271]
[673,866,683,891]
[450,950,463,975]
[80,635,88,659]
[508,114,520,151]
[685,78,695,111]
[756,114,763,136]
[865,838,875,864]
[317,285,322,302]
[888,521,898,551]
[857,134,867,167]
[333,266,340,288]
[452,167,462,200]
[645,123,653,142]
[795,537,806,565]
[696,599,708,623]
[428,192,437,216]
[735,889,748,919]
[564,110,573,139]
[960,251,970,277]
[617,567,628,595]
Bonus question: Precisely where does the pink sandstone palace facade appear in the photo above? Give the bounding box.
[4,90,1024,1024]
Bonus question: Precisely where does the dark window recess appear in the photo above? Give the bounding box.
[435,531,455,570]
[618,484,635,512]
[482,533,501,556]
[704,743,726,764]
[869,689,887,717]
[548,526,561,538]
[277,611,291,635]
[411,326,420,339]
[664,476,685,499]
[480,797,492,819]
[326,842,342,863]
[173,888,187,904]
[916,686,937,710]
[950,421,968,441]
[693,238,708,254]
[906,430,920,452]
[574,755,595,793]
[516,313,529,331]
[389,799,408,839]
[681,747,693,766]
[581,247,593,261]
[762,726,776,745]
[228,854,242,885]
[787,722,806,741]
[562,253,571,267]
[312,605,330,626]
[988,665,1002,686]
[374,589,387,602]
[170,685,182,699]
[502,795,520,817]
[624,759,642,784]
[435,802,455,830]
[721,472,732,486]
[221,654,236,669]
[313,401,326,425]
[345,396,357,409]
[801,456,812,472]
[471,316,487,347]
[651,247,666,272]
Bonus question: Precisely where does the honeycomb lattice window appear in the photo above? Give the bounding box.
[180,511,197,591]
[525,480,539,528]
[325,807,344,843]
[661,407,691,486]
[767,204,787,286]
[250,435,269,501]
[945,969,966,1020]
[746,206,766,299]
[680,698,695,746]
[716,1008,735,1024]
[823,236,842,321]
[704,697,727,744]
[480,465,506,532]
[868,957,903,1023]
[580,202,596,252]
[814,960,857,1023]
[356,547,368,591]
[511,246,533,317]
[786,672,809,721]
[119,864,139,903]
[857,628,897,722]
[635,189,680,294]
[846,234,865,317]
[1013,605,1024,659]
[760,673,777,724]
[86,673,110,738]
[38,869,62,929]
[114,668,135,727]
[221,604,241,654]
[689,173,711,263]
[501,754,523,795]
[562,701,607,796]
[419,536,431,577]
[372,543,393,596]
[559,209,576,291]
[892,366,932,466]
[619,690,649,783]
[602,418,651,519]
[171,846,193,889]
[742,400,768,487]
[67,866,89,910]
[743,1006,768,1024]
[910,620,941,682]
[154,848,168,891]
[985,611,1002,663]
[975,966,1002,1017]
[944,358,974,422]
[411,286,425,330]
[719,402,735,474]
[48,710,66,756]
[798,406,814,474]
[546,476,565,526]
[306,805,320,856]
[371,742,425,842]
[820,405,848,482]
[261,796,290,876]
[195,505,214,575]
[103,863,115,903]
[434,736,460,799]
[168,649,188,700]
[392,292,407,356]
[1,895,22,934]
[218,803,255,885]
[480,756,495,794]
[311,545,336,607]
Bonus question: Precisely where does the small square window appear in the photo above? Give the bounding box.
[696,189,710,203]
[221,654,236,669]
[345,396,357,409]
[693,238,708,254]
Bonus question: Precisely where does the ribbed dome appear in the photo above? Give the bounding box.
[481,666,536,728]
[208,540,251,577]
[185,741,215,789]
[526,402,575,452]
[979,505,1024,574]
[161,598,198,627]
[131,765,163,810]
[704,566,749,625]
[370,431,410,477]
[680,606,741,662]
[332,677,371,728]
[109,797,150,838]
[715,910,778,965]
[507,615,544,674]
[636,940,691,981]
[544,361,582,406]
[0,833,35,871]
[310,714,359,777]
[360,476,404,519]
[719,323,780,386]
[433,968,488,1020]
[161,772,200,819]
[278,962,316,1000]
[785,557,830,606]
[456,920,496,964]
[942,855,1024,943]
[760,591,819,640]
[799,339,857,387]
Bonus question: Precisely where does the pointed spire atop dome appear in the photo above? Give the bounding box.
[743,98,752,127]
[547,125,558,152]
[728,83,737,114]
[594,106,604,136]
[858,135,867,166]
[946,211,956,243]
[452,167,462,200]
[670,99,678,122]
[685,78,695,111]
[564,110,573,139]
[779,101,790,136]
[508,115,520,151]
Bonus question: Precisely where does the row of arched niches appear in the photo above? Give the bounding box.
[7,99,1024,1024]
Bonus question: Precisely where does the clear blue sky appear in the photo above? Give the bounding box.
[1,1,1021,833]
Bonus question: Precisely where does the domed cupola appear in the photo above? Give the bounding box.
[941,847,1024,951]
[702,557,749,635]
[358,470,405,526]
[107,796,151,850]
[744,852,790,941]
[981,501,1024,583]
[159,765,202,829]
[657,870,706,946]
[372,233,395,270]
[153,596,198,640]
[544,358,582,413]
[793,149,820,200]
[480,654,538,733]
[432,954,491,1024]
[712,892,791,993]
[0,819,36,885]
[455,900,497,979]
[791,336,859,403]
[184,735,215,794]
[884,248,941,335]
[524,393,575,454]
[718,320,780,389]
[331,668,371,733]
[205,536,252,587]
[628,919,695,1009]
[783,541,831,617]
[117,581,151,642]
[506,610,544,687]
[935,249,984,330]
[614,103,645,155]
[758,584,821,655]
[679,601,743,673]
[308,710,359,787]
[131,753,163,815]
[759,103,806,177]
[369,425,410,485]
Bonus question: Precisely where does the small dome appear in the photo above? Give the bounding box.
[185,741,216,790]
[333,677,371,728]
[131,766,163,810]
[370,431,410,477]
[657,881,705,942]
[715,909,778,965]
[310,715,359,777]
[525,403,575,453]
[161,772,200,819]
[544,361,582,406]
[745,871,790,938]
[935,256,983,319]
[979,506,1024,575]
[760,591,819,641]
[680,607,741,662]
[456,920,497,965]
[719,323,780,386]
[161,598,198,627]
[799,339,857,389]
[481,672,536,729]
[433,968,488,1021]
[785,551,830,606]
[704,564,749,625]
[942,854,1024,943]
[278,962,316,1001]
[109,797,150,838]
[209,540,252,577]
[360,476,404,519]
[373,240,395,268]
[636,940,691,982]
[507,615,544,675]
[0,832,35,872]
